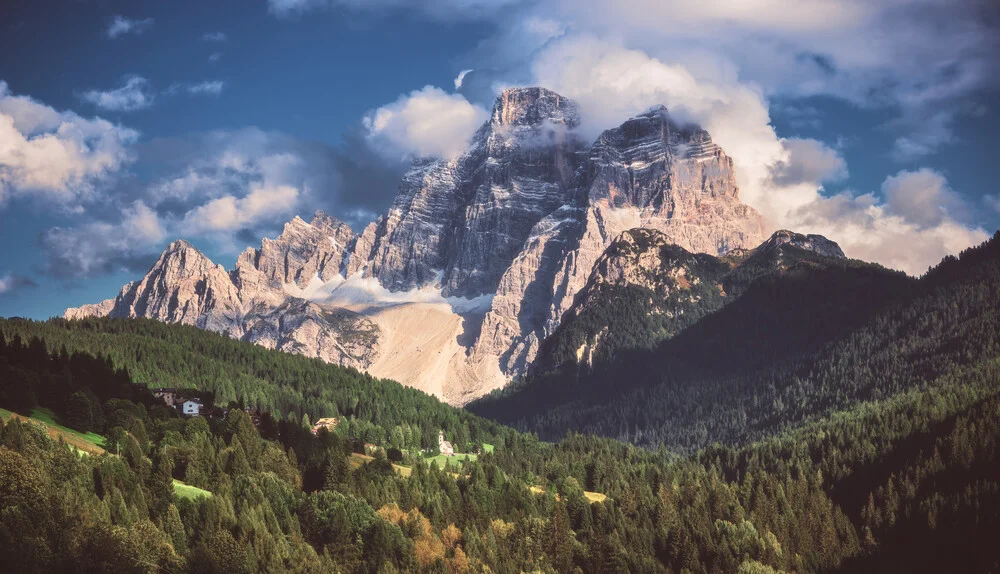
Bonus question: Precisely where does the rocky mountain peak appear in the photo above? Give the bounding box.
[760,230,845,259]
[491,87,579,129]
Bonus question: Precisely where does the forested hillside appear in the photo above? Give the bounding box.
[0,317,512,454]
[2,310,999,572]
[471,233,1000,453]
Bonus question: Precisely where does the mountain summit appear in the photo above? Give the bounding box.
[66,87,774,404]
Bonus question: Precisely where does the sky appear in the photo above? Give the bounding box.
[1,0,998,319]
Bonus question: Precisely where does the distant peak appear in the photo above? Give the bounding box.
[491,86,579,128]
[762,230,845,258]
[310,209,348,230]
[167,239,197,251]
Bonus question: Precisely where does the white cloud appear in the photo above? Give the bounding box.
[181,183,299,234]
[0,81,138,206]
[474,0,997,164]
[107,15,154,38]
[202,32,227,42]
[769,138,847,187]
[183,81,225,96]
[268,0,523,18]
[209,52,223,63]
[454,69,474,90]
[364,86,489,159]
[789,186,988,276]
[81,76,154,112]
[881,168,969,230]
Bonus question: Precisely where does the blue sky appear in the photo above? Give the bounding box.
[1,0,998,319]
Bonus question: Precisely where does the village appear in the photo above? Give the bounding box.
[148,388,484,466]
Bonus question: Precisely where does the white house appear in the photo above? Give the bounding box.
[181,399,204,416]
[438,431,454,457]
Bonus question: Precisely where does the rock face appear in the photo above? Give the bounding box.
[68,215,378,369]
[472,105,767,378]
[366,87,582,297]
[66,87,785,404]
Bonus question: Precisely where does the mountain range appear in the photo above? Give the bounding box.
[67,86,799,405]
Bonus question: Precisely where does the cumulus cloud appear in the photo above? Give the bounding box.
[474,0,998,164]
[789,184,987,276]
[37,125,399,278]
[364,86,489,159]
[107,15,154,39]
[0,274,38,296]
[202,32,227,42]
[0,81,138,206]
[81,76,154,112]
[181,183,299,234]
[769,138,847,187]
[880,168,970,230]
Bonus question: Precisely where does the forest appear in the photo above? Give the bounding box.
[2,273,1000,571]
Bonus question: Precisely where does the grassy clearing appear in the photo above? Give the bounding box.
[427,452,477,469]
[173,480,212,500]
[481,443,495,454]
[529,484,606,503]
[29,407,106,448]
[1,407,105,455]
[349,452,413,477]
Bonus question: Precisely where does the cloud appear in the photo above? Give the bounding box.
[985,194,1000,215]
[0,81,138,207]
[769,138,847,187]
[81,76,154,112]
[454,69,474,90]
[363,86,489,159]
[37,122,413,278]
[181,183,299,234]
[472,0,998,165]
[169,81,226,97]
[267,0,524,19]
[208,52,223,63]
[107,15,154,38]
[202,32,227,42]
[0,274,38,296]
[41,201,166,278]
[880,168,970,230]
[789,185,988,276]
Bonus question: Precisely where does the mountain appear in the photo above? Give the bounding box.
[7,235,1000,573]
[65,87,769,404]
[474,227,897,414]
[472,230,1000,454]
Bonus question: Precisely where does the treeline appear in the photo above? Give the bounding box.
[0,316,512,454]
